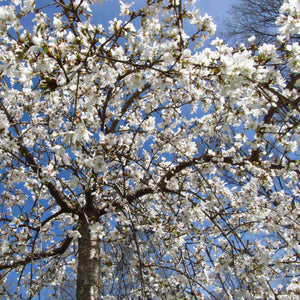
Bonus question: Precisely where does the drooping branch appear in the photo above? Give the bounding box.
[0,236,72,271]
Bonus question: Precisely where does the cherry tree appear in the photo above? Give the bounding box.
[0,0,299,299]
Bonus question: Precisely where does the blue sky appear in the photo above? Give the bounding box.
[197,0,233,20]
[90,0,235,34]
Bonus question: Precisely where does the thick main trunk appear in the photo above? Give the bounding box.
[76,220,101,300]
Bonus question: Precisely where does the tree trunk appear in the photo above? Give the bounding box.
[76,219,101,300]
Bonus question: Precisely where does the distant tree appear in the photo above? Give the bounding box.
[0,0,299,299]
[221,0,284,44]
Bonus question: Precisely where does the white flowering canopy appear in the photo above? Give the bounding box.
[0,0,299,299]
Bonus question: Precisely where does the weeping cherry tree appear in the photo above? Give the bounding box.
[0,0,299,299]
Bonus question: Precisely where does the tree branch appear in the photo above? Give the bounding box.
[0,236,72,271]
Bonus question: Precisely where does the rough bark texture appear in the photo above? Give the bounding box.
[76,219,101,300]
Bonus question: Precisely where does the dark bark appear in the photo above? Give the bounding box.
[76,218,101,300]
